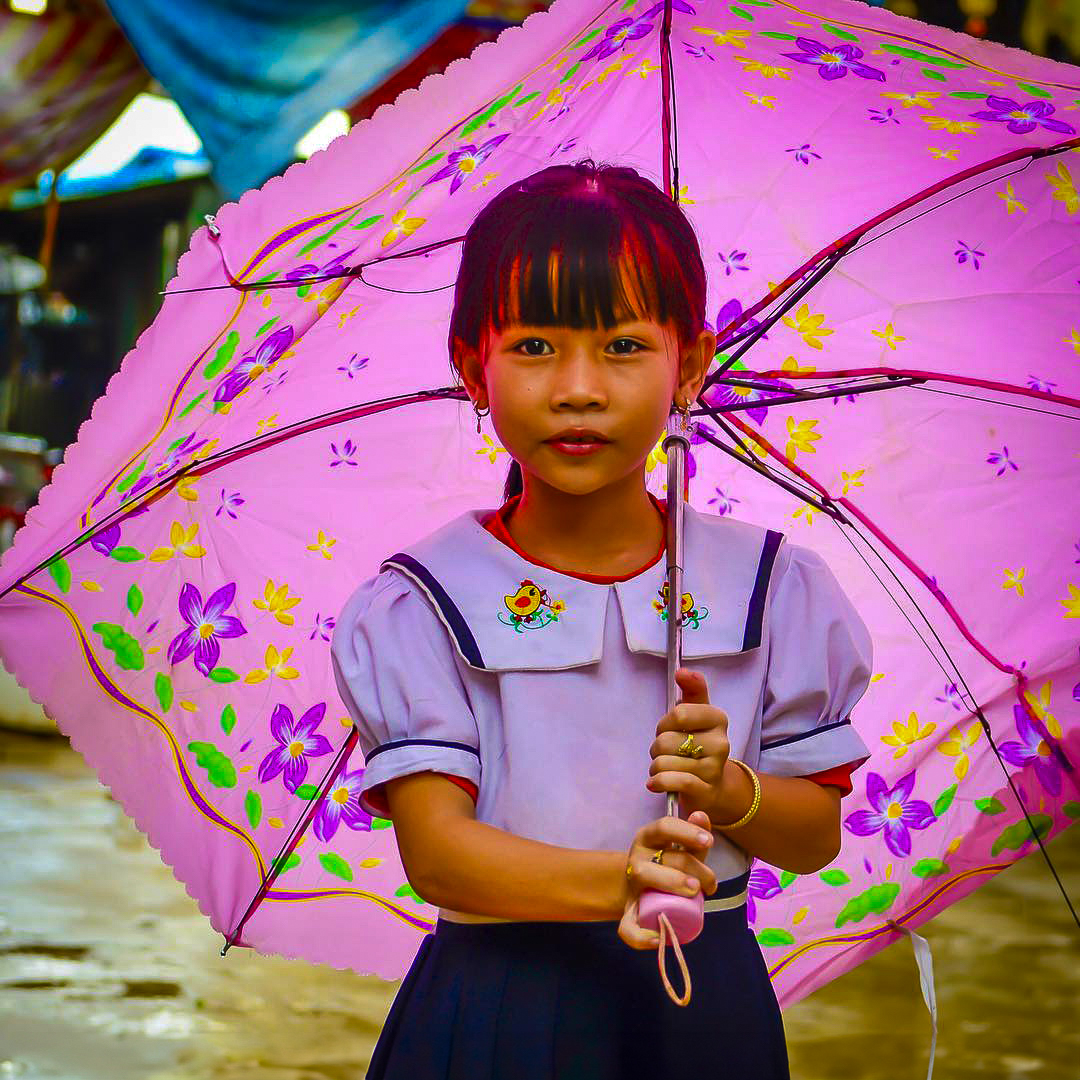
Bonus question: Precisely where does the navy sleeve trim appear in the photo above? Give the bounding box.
[381,553,486,669]
[743,529,784,651]
[365,737,482,762]
[760,716,852,751]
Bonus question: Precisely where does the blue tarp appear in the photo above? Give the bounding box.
[104,0,471,199]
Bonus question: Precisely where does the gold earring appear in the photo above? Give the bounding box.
[673,398,692,433]
[474,401,490,433]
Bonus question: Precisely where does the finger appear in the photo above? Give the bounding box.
[640,813,715,852]
[619,900,662,951]
[645,772,717,807]
[655,702,727,736]
[675,667,710,705]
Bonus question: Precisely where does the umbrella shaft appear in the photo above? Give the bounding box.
[663,415,689,823]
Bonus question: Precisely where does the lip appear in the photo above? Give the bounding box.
[547,440,607,456]
[544,428,611,444]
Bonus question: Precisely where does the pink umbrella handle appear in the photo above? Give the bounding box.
[637,886,704,1006]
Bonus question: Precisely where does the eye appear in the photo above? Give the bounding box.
[608,338,643,355]
[512,337,553,356]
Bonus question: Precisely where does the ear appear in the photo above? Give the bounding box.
[455,341,487,407]
[677,327,716,407]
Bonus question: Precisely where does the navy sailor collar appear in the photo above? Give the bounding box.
[381,502,785,672]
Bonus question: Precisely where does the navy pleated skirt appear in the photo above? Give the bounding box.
[365,878,790,1080]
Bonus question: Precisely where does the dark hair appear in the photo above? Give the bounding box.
[447,158,707,502]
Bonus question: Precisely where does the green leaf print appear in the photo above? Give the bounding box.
[371,817,392,830]
[396,882,428,905]
[109,546,145,563]
[819,869,850,886]
[730,5,754,20]
[921,69,947,82]
[460,84,523,137]
[115,457,148,494]
[203,331,239,379]
[154,673,173,712]
[933,784,957,817]
[350,214,383,229]
[778,870,798,889]
[1063,802,1080,820]
[245,790,261,829]
[406,154,445,174]
[755,928,796,947]
[293,784,321,801]
[126,584,143,616]
[187,741,237,788]
[208,667,240,683]
[949,91,987,99]
[319,853,353,881]
[569,27,603,50]
[46,557,71,594]
[820,23,858,40]
[92,622,145,671]
[835,883,900,927]
[990,814,1052,857]
[879,44,966,68]
[759,32,797,40]
[559,62,580,85]
[911,858,950,878]
[255,317,279,337]
[177,392,206,419]
[220,703,237,735]
[1014,81,1052,99]
[512,92,540,107]
[270,852,301,877]
[975,796,1006,815]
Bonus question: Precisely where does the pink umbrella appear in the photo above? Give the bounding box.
[0,0,1076,1031]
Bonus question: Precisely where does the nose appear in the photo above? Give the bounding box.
[549,345,608,411]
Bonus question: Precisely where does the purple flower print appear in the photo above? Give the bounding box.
[970,96,1076,136]
[844,769,935,858]
[683,42,716,62]
[1027,374,1056,394]
[706,487,741,516]
[868,106,900,125]
[785,143,822,165]
[549,137,579,156]
[167,582,247,676]
[1000,703,1064,797]
[91,501,151,557]
[745,865,784,925]
[313,765,373,841]
[718,249,750,275]
[337,353,368,379]
[424,134,509,196]
[935,681,966,711]
[285,245,356,287]
[954,241,984,269]
[214,325,294,405]
[310,613,336,642]
[330,439,359,467]
[127,432,211,501]
[706,297,769,348]
[216,488,245,519]
[643,0,695,15]
[580,14,655,62]
[781,38,886,82]
[987,446,1018,476]
[258,702,333,794]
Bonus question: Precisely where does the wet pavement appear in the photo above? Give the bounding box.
[2,728,1077,1079]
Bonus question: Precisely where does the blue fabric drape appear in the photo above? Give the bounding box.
[104,0,471,199]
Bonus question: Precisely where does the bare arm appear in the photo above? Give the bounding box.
[708,762,844,875]
[385,772,628,922]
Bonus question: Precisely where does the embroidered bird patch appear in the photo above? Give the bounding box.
[498,578,566,633]
[652,582,709,629]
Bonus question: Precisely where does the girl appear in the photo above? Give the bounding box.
[330,159,873,1079]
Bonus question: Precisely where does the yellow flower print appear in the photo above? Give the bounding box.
[881,711,936,761]
[1022,679,1062,739]
[792,503,817,525]
[337,305,360,329]
[1002,567,1025,598]
[785,417,820,461]
[839,468,865,495]
[1045,161,1078,215]
[475,434,508,465]
[938,720,981,781]
[148,521,207,562]
[996,180,1028,215]
[928,147,958,160]
[308,529,336,559]
[921,115,979,135]
[1065,328,1080,355]
[646,434,668,473]
[315,278,348,316]
[871,322,906,350]
[672,183,694,205]
[692,25,750,48]
[471,172,498,190]
[743,91,777,109]
[381,207,425,248]
[628,59,660,79]
[253,579,302,626]
[244,644,300,684]
[880,90,940,109]
[735,57,791,79]
[781,303,834,350]
[780,354,815,375]
[256,414,279,435]
[1061,582,1080,619]
[192,438,220,463]
[176,477,198,502]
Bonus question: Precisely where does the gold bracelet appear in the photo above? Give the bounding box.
[712,758,761,830]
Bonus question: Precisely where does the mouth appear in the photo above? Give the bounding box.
[545,435,610,456]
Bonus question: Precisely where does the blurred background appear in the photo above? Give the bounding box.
[1,1,1077,1077]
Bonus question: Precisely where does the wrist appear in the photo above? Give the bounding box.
[710,758,756,828]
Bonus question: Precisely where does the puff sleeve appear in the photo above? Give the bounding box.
[330,568,482,820]
[758,542,873,778]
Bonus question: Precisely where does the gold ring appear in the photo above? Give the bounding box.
[677,734,705,758]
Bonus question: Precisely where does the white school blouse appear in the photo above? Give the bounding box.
[330,502,874,889]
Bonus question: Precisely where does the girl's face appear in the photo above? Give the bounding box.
[463,316,715,498]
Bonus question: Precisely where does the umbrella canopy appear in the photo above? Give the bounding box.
[0,0,1077,1008]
